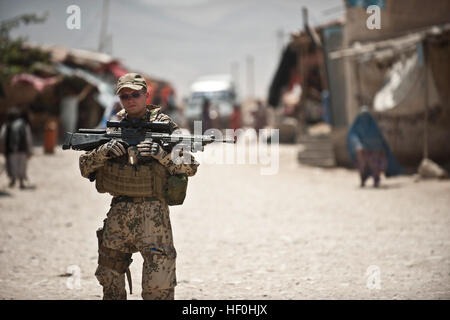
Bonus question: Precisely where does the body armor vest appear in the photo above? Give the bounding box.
[95,157,168,199]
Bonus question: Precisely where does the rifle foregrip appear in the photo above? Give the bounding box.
[62,132,73,150]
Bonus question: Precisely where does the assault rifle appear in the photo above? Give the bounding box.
[62,118,235,163]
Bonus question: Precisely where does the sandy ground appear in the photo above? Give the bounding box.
[0,143,449,300]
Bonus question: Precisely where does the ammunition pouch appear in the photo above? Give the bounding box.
[165,173,188,206]
[98,246,133,274]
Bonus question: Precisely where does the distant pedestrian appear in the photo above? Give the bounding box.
[60,83,93,134]
[230,104,241,133]
[252,100,267,136]
[202,97,212,133]
[346,107,402,187]
[0,107,33,189]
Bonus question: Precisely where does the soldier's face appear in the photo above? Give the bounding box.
[119,87,148,119]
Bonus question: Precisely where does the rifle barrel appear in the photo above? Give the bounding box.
[78,128,107,134]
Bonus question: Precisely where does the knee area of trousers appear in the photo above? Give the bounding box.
[95,264,123,285]
[142,250,177,290]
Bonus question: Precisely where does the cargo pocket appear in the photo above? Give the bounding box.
[142,246,177,290]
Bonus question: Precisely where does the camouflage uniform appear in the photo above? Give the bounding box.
[79,105,199,300]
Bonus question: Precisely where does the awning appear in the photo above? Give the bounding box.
[106,62,129,78]
[55,63,120,128]
[55,63,118,109]
[11,73,61,92]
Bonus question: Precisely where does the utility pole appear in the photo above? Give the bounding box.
[231,61,240,97]
[302,6,308,29]
[98,0,111,53]
[246,55,255,100]
[276,29,285,54]
[423,39,429,160]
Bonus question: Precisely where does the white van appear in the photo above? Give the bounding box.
[184,74,237,132]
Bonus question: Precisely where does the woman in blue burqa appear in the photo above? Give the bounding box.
[347,107,402,187]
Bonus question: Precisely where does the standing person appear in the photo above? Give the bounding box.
[201,97,212,133]
[78,73,199,300]
[0,107,33,189]
[229,104,242,135]
[60,82,93,134]
[346,106,402,187]
[252,100,267,136]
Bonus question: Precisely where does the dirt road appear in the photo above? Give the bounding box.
[0,144,449,299]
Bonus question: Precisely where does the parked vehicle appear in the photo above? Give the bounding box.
[184,74,238,132]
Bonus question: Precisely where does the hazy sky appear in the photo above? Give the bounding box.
[0,0,344,101]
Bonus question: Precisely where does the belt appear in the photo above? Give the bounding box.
[111,196,162,205]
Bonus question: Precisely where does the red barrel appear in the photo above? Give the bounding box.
[44,118,58,154]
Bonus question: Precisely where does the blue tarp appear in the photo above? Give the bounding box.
[346,0,386,9]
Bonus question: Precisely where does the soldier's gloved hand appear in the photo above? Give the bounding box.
[137,141,167,161]
[97,139,127,158]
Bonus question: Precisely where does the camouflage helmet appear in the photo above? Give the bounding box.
[116,73,147,95]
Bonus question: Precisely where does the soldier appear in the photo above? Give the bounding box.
[79,73,199,300]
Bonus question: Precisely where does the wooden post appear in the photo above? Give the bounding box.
[423,39,429,160]
[98,0,111,53]
[355,59,362,107]
[246,55,255,100]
